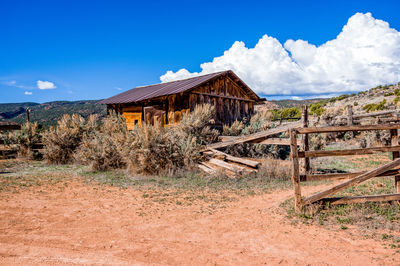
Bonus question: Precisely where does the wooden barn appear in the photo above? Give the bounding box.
[99,70,264,130]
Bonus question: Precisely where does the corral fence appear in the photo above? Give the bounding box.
[290,105,400,211]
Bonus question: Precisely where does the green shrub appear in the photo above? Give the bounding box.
[353,102,358,106]
[309,102,325,116]
[384,92,394,96]
[336,94,349,101]
[362,99,387,113]
[395,88,400,96]
[274,107,301,120]
[328,97,337,103]
[394,96,400,105]
[328,94,349,103]
[271,107,300,121]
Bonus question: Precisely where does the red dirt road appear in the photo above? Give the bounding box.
[0,181,398,265]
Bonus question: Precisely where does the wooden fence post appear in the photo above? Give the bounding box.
[390,129,400,192]
[347,105,354,137]
[301,105,310,175]
[347,105,353,125]
[26,108,30,124]
[290,129,302,210]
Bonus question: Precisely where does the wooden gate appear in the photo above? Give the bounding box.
[290,123,400,210]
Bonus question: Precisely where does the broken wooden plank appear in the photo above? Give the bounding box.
[319,193,400,205]
[208,158,257,174]
[296,123,400,134]
[302,158,400,206]
[298,145,400,158]
[218,136,238,142]
[208,158,244,173]
[197,164,216,174]
[207,148,260,168]
[201,161,235,178]
[208,121,301,149]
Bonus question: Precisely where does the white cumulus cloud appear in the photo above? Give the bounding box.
[160,12,400,97]
[37,80,56,90]
[24,91,32,95]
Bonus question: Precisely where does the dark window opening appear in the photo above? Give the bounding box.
[134,119,139,125]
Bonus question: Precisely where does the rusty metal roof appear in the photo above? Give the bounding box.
[99,70,261,105]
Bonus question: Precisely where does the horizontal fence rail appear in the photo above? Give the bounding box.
[0,124,21,131]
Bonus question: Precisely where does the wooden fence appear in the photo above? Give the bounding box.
[290,122,400,210]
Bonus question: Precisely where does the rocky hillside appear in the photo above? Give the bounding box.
[0,100,107,127]
[312,82,400,119]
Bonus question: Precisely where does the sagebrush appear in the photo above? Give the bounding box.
[74,112,127,171]
[42,114,97,164]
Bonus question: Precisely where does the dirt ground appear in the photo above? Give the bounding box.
[0,180,399,265]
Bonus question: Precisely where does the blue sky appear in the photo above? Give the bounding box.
[1,0,400,103]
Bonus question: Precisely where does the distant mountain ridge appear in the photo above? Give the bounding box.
[0,100,107,127]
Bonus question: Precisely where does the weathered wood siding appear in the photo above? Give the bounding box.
[189,74,254,125]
